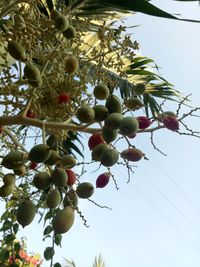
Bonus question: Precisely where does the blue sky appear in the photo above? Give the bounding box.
[19,2,200,267]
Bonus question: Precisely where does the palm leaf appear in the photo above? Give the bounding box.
[40,0,200,22]
[63,254,105,267]
[45,0,54,11]
[37,0,50,17]
[64,258,76,267]
[74,0,200,23]
[93,254,105,267]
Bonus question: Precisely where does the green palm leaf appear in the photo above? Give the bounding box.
[40,0,200,22]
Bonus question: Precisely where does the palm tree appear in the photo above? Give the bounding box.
[0,1,199,266]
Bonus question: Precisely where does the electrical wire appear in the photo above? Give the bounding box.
[115,164,200,253]
[136,138,200,217]
[130,180,200,253]
[138,166,200,237]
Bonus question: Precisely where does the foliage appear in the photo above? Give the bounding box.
[0,0,200,266]
[0,237,42,266]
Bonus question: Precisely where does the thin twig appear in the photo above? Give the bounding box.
[42,122,46,145]
[176,94,192,116]
[21,88,36,117]
[3,126,28,152]
[150,132,167,156]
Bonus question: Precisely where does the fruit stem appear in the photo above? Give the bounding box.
[50,233,55,267]
[21,88,36,117]
[42,122,47,145]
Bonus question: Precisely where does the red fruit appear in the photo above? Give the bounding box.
[128,133,137,139]
[88,133,105,150]
[26,109,36,119]
[163,115,179,131]
[121,147,144,162]
[66,169,76,186]
[137,116,151,129]
[96,172,110,188]
[29,162,38,170]
[58,93,70,104]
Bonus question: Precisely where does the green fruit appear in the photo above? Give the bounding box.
[100,148,119,167]
[93,105,109,122]
[29,144,51,163]
[63,190,78,207]
[24,64,40,81]
[133,83,146,95]
[28,76,43,87]
[3,173,16,185]
[125,97,144,110]
[57,155,76,169]
[65,55,79,74]
[91,143,108,161]
[76,182,94,199]
[63,25,76,39]
[102,127,118,143]
[104,113,123,130]
[44,150,60,166]
[0,184,14,197]
[46,188,61,208]
[51,168,68,187]
[13,165,26,176]
[76,105,95,123]
[46,135,58,150]
[119,117,139,136]
[32,172,51,190]
[54,15,69,31]
[93,83,110,100]
[7,41,26,61]
[105,95,122,113]
[52,206,75,234]
[51,10,61,21]
[2,151,27,169]
[17,200,36,227]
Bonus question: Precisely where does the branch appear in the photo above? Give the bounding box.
[180,107,200,121]
[137,124,165,133]
[0,115,100,134]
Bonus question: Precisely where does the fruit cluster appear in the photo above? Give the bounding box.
[0,91,180,236]
[0,144,92,234]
